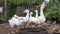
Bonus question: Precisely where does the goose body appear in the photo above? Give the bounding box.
[9,20,14,28]
[9,15,22,28]
[9,18,20,28]
[8,15,24,33]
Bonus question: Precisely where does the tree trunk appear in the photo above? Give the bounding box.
[4,0,8,22]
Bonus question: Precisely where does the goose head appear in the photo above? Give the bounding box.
[24,9,29,13]
[41,2,46,9]
[30,12,33,14]
[14,15,19,19]
[24,9,29,17]
[34,10,38,13]
[43,0,49,8]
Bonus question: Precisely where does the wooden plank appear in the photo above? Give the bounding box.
[19,28,49,34]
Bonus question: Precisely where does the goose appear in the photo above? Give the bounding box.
[9,15,19,28]
[19,9,30,26]
[30,10,38,23]
[8,15,18,32]
[28,12,38,24]
[23,9,30,23]
[38,2,46,24]
[9,15,23,33]
[9,15,24,26]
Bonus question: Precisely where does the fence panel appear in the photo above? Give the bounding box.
[17,5,40,16]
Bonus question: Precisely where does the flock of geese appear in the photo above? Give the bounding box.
[8,0,49,33]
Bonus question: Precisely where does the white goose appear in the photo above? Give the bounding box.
[19,9,30,25]
[27,10,38,25]
[37,0,50,25]
[30,10,38,23]
[9,15,19,28]
[38,2,46,24]
[8,15,23,32]
[26,12,34,26]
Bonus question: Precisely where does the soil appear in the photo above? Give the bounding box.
[0,23,60,34]
[0,23,10,34]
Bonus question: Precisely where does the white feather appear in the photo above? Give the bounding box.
[29,11,38,23]
[19,9,29,23]
[9,15,22,28]
[38,3,46,24]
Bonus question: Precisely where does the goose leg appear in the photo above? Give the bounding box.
[10,28,15,34]
[15,26,19,33]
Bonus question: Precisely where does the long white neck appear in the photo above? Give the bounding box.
[40,7,44,16]
[26,11,29,17]
[30,12,32,18]
[36,11,38,18]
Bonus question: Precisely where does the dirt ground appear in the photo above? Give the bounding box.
[0,23,60,34]
[0,23,10,34]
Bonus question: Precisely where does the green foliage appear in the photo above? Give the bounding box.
[0,13,5,21]
[8,0,36,5]
[0,0,4,6]
[0,0,60,21]
[36,0,43,4]
[7,0,60,20]
[8,6,17,19]
[45,0,60,20]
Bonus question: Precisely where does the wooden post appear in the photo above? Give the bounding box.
[5,0,8,22]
